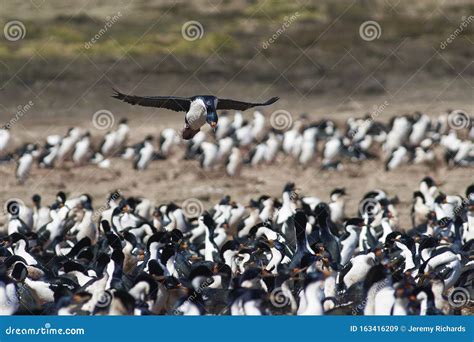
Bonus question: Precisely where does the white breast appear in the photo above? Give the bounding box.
[186,99,207,130]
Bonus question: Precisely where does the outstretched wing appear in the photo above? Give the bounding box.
[216,96,279,111]
[112,89,191,112]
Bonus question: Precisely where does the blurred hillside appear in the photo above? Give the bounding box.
[0,0,473,117]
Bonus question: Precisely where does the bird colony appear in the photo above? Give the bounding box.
[0,176,472,315]
[2,109,473,184]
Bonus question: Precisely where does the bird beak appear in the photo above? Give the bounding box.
[210,122,217,131]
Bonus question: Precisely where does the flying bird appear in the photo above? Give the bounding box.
[112,89,279,139]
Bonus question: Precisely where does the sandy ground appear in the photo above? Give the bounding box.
[0,80,472,230]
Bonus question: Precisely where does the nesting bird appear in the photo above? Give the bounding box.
[0,177,471,316]
[2,109,472,183]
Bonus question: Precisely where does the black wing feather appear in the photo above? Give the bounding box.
[112,89,191,112]
[217,96,279,111]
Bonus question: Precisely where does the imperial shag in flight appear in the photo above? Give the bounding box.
[112,89,279,139]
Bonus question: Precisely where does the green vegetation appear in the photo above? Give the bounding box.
[0,0,472,91]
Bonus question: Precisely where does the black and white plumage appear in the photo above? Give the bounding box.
[133,136,155,170]
[112,89,279,140]
[0,176,471,316]
[16,144,38,184]
[2,111,472,183]
[73,132,92,166]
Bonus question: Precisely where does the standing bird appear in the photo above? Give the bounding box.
[73,132,92,166]
[112,89,279,140]
[134,136,155,171]
[0,126,11,155]
[16,144,38,185]
[226,147,242,177]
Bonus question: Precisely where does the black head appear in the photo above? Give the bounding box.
[202,211,216,231]
[9,233,28,246]
[413,191,425,202]
[148,259,165,277]
[123,232,138,248]
[331,188,346,197]
[56,191,67,204]
[421,177,436,188]
[4,255,28,269]
[221,239,240,253]
[32,194,41,206]
[219,195,231,205]
[314,202,331,219]
[283,182,296,193]
[466,184,474,202]
[11,262,28,282]
[203,96,218,129]
[434,193,446,204]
